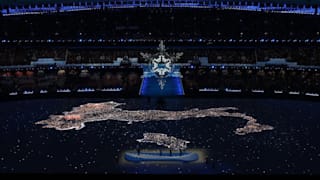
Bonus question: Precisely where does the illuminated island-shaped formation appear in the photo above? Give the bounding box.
[35,101,274,135]
[125,133,198,163]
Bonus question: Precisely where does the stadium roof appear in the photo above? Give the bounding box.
[0,0,319,6]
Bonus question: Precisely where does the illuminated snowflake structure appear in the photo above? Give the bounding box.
[140,41,183,90]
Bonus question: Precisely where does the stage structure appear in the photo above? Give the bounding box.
[124,133,199,162]
[139,41,184,96]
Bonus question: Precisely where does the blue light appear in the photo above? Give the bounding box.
[221,65,225,69]
[79,39,83,42]
[140,77,184,96]
[139,77,149,95]
[211,65,215,69]
[174,77,184,95]
[191,65,194,69]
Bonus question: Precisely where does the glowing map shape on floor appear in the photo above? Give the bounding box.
[35,101,274,135]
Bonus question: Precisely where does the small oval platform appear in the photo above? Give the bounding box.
[125,151,199,162]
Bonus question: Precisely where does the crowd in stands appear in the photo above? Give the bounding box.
[181,66,320,95]
[0,66,319,97]
[0,67,143,94]
[1,8,320,41]
[0,7,319,65]
[1,46,320,65]
[0,7,320,97]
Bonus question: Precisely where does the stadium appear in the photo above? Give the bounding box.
[0,0,320,175]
